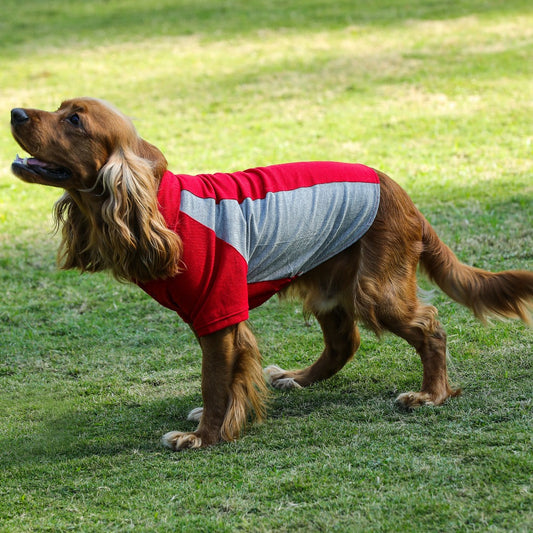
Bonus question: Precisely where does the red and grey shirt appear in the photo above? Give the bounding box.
[138,162,380,336]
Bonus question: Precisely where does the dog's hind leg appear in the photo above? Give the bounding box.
[376,298,461,407]
[357,250,461,407]
[265,305,360,389]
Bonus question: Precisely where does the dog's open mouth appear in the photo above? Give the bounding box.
[12,154,71,181]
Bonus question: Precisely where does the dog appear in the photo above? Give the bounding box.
[10,97,533,450]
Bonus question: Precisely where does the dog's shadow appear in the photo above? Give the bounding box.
[1,376,403,464]
[1,395,200,466]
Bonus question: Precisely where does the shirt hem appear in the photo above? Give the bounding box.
[192,310,250,337]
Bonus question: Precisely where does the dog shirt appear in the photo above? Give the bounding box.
[138,162,380,336]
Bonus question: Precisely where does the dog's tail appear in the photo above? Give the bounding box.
[419,215,533,324]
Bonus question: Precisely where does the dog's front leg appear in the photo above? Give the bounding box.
[162,326,238,450]
[162,323,268,450]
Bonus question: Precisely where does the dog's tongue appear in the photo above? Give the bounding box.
[14,154,51,167]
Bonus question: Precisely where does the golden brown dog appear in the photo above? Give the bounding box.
[10,98,533,450]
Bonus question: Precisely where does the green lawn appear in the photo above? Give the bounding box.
[1,1,532,531]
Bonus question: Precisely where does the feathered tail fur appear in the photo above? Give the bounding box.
[419,215,533,324]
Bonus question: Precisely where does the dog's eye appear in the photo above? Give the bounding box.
[67,113,81,126]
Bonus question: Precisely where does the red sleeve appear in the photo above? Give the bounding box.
[139,214,250,337]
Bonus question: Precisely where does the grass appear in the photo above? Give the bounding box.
[1,0,532,531]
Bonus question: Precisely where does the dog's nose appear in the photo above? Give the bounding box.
[11,108,29,125]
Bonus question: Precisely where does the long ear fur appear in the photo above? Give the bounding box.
[55,148,181,282]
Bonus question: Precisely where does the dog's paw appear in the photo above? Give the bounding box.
[187,407,203,422]
[396,387,461,408]
[264,365,303,390]
[271,377,304,390]
[263,364,285,382]
[161,431,203,451]
[395,391,434,408]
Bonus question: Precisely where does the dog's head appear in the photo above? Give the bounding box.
[10,97,167,190]
[10,98,180,282]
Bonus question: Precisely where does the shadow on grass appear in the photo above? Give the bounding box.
[0,396,197,465]
[4,0,531,54]
[0,377,402,465]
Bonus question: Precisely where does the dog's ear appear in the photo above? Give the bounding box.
[94,147,180,282]
[135,138,168,180]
